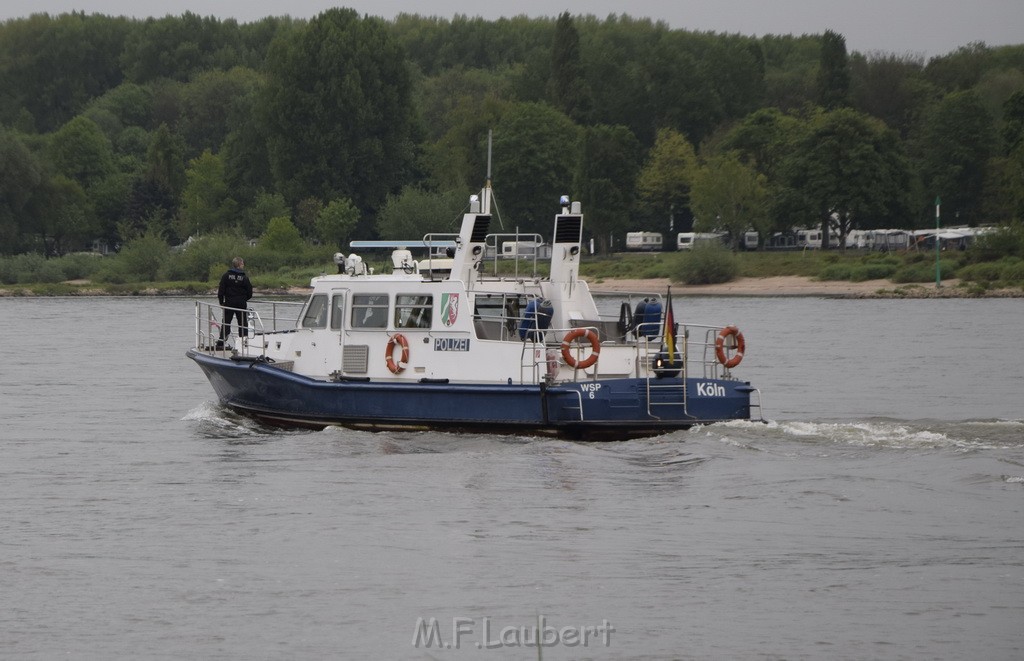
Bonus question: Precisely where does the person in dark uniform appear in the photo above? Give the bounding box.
[216,257,253,349]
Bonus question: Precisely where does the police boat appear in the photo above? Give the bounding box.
[186,187,763,440]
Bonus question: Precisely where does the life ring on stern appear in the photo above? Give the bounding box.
[385,333,410,374]
[715,325,745,368]
[561,328,601,369]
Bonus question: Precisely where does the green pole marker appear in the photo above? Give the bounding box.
[935,196,941,288]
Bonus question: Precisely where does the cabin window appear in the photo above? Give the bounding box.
[330,294,345,330]
[301,294,329,328]
[395,294,433,329]
[351,294,389,329]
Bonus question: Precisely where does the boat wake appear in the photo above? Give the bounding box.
[696,417,1024,452]
[182,399,1022,458]
[181,401,287,441]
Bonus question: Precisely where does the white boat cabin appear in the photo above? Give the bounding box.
[195,192,739,388]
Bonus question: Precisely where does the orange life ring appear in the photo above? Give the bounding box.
[385,333,410,373]
[561,328,601,369]
[715,325,745,368]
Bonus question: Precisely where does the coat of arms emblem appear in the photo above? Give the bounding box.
[440,293,459,326]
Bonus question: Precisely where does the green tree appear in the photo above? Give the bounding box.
[46,116,116,188]
[119,13,247,84]
[917,90,995,225]
[981,156,1022,223]
[316,198,360,250]
[780,108,912,246]
[648,33,723,145]
[1003,90,1024,155]
[580,16,659,145]
[144,123,187,197]
[989,90,1024,221]
[491,103,582,235]
[0,13,130,131]
[86,82,153,130]
[177,67,263,156]
[243,192,289,239]
[720,108,802,179]
[294,197,324,240]
[575,124,641,253]
[259,216,304,254]
[97,227,167,282]
[178,150,237,238]
[45,115,119,246]
[222,85,275,206]
[636,128,698,233]
[420,88,509,192]
[849,53,933,138]
[924,42,991,92]
[0,129,43,253]
[817,29,850,110]
[35,175,92,255]
[690,152,770,249]
[123,123,186,238]
[720,108,805,233]
[375,187,469,242]
[705,37,767,121]
[761,34,821,111]
[548,12,592,123]
[89,172,133,245]
[114,126,151,164]
[261,8,415,212]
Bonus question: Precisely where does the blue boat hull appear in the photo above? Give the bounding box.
[187,349,753,440]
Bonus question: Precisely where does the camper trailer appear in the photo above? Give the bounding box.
[796,229,847,249]
[625,232,663,251]
[796,229,822,249]
[677,232,728,250]
[500,240,551,259]
[865,229,910,252]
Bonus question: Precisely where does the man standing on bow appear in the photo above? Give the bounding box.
[216,257,253,349]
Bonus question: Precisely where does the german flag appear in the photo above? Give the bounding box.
[663,287,676,365]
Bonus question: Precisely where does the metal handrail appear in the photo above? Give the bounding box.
[193,299,304,356]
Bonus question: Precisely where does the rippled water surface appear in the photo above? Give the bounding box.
[2,296,1022,659]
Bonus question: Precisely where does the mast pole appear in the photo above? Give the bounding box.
[484,129,493,213]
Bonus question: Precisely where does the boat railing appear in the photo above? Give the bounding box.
[193,299,304,357]
[696,326,737,379]
[248,298,304,333]
[419,233,460,281]
[469,291,739,383]
[481,231,547,279]
[472,290,543,343]
[582,300,735,380]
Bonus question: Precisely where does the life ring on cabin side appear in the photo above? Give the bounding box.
[715,325,745,368]
[561,328,601,369]
[386,333,410,374]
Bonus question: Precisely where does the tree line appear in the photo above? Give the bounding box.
[1,9,1023,263]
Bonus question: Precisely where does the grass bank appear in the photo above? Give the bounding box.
[2,246,1023,297]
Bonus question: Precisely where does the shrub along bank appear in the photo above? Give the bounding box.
[2,224,1023,295]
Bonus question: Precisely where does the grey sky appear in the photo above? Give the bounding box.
[2,0,1022,59]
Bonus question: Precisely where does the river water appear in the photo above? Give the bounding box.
[1,296,1021,660]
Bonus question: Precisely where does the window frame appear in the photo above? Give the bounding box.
[350,293,389,329]
[394,294,433,329]
[300,294,329,329]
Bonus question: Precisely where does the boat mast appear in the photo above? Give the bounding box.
[482,129,492,215]
[449,130,494,287]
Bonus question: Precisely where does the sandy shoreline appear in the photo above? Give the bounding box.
[1,275,1020,298]
[590,276,1021,298]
